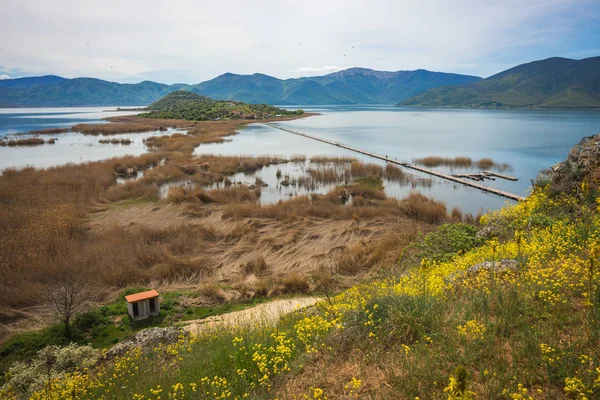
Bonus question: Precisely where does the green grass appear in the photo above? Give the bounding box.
[0,287,271,378]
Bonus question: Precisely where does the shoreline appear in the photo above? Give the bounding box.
[396,105,600,111]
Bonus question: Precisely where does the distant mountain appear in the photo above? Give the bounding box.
[399,57,600,109]
[0,68,480,107]
[0,75,65,89]
[0,77,187,107]
[191,68,481,105]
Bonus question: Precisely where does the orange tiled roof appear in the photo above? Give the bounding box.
[125,289,159,303]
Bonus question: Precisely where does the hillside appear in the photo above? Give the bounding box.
[399,56,600,109]
[141,90,301,120]
[0,68,480,107]
[0,136,600,400]
[0,77,186,107]
[2,126,600,398]
[191,68,481,105]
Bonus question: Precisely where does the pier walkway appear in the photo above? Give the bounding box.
[263,123,526,202]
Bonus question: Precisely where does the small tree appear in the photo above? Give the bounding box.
[47,265,91,339]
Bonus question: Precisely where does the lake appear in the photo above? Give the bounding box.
[195,106,600,214]
[0,106,171,170]
[0,106,140,137]
[2,105,599,214]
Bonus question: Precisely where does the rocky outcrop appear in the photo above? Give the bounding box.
[465,259,518,275]
[446,259,520,285]
[105,327,186,358]
[548,133,600,192]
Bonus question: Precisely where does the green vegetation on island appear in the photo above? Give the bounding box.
[399,56,600,109]
[140,90,303,121]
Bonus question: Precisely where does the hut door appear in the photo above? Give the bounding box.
[149,298,156,313]
[132,302,139,317]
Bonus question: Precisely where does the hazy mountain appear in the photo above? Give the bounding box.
[399,57,600,109]
[0,68,481,107]
[191,68,481,105]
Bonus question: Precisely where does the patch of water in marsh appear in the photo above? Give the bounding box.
[159,159,436,206]
[0,128,185,172]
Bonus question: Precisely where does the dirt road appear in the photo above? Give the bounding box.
[183,297,321,335]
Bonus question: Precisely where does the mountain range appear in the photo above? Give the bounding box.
[2,56,598,109]
[0,69,480,107]
[399,56,600,109]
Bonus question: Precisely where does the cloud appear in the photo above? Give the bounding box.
[0,0,598,82]
[0,74,10,80]
[289,66,344,74]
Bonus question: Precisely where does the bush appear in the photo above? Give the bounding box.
[2,343,99,397]
[282,273,310,294]
[400,223,483,266]
[400,193,447,223]
[243,256,269,276]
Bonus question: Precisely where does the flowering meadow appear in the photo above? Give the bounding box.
[2,186,600,399]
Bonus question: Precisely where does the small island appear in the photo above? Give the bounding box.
[139,90,304,121]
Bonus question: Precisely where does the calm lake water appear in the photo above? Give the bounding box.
[195,106,600,214]
[0,106,163,170]
[0,106,140,136]
[2,105,599,214]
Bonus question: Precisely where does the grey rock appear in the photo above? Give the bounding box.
[465,259,518,275]
[105,327,186,358]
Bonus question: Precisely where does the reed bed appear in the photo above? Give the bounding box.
[72,122,168,135]
[98,138,132,145]
[1,137,46,147]
[348,160,383,178]
[412,155,513,172]
[309,155,356,164]
[306,167,347,184]
[289,154,307,162]
[21,128,70,135]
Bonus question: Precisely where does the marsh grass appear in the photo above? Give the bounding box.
[309,155,357,164]
[20,127,70,135]
[413,156,513,172]
[2,137,46,146]
[98,138,132,145]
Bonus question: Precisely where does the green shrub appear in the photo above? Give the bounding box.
[399,223,483,266]
[1,343,99,397]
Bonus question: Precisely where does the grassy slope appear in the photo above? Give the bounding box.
[5,186,600,399]
[400,56,600,109]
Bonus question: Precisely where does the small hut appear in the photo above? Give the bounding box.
[125,290,160,320]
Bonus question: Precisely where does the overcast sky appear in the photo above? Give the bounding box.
[1,0,599,83]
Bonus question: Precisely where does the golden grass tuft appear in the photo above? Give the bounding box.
[400,192,448,223]
[413,155,512,172]
[5,138,46,146]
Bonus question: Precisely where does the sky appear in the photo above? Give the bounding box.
[0,0,599,84]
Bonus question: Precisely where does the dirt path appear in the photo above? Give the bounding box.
[183,297,321,335]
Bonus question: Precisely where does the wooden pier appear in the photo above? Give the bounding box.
[483,171,518,181]
[263,123,526,202]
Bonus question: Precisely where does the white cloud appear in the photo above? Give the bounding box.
[289,66,344,74]
[0,74,10,80]
[0,0,597,83]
